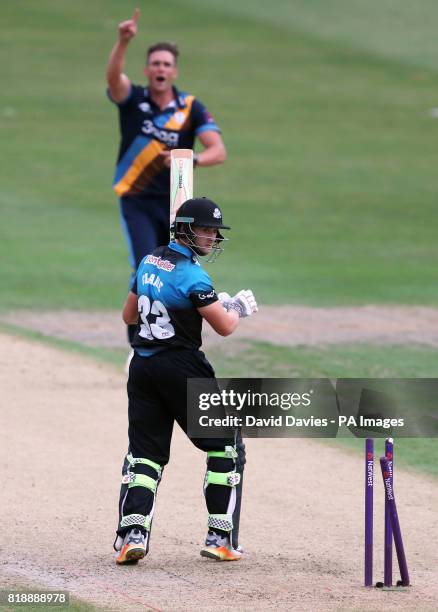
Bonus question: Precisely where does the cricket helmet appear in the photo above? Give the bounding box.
[176,197,230,233]
[174,197,230,261]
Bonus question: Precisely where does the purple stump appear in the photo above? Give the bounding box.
[365,438,374,586]
[380,457,410,587]
[384,438,394,587]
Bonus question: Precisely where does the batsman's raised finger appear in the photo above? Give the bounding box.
[132,8,140,23]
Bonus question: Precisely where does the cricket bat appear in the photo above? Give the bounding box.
[170,149,193,225]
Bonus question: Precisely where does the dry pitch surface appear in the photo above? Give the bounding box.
[1,326,438,612]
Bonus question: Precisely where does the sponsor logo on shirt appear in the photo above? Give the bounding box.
[173,111,186,125]
[145,255,175,272]
[197,289,216,300]
[142,120,179,146]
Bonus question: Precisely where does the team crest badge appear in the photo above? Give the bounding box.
[173,111,185,125]
[213,207,221,219]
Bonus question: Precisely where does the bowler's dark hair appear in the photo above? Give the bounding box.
[146,42,179,64]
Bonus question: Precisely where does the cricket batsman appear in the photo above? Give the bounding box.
[114,197,257,564]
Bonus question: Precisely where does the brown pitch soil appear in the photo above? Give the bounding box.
[1,330,437,611]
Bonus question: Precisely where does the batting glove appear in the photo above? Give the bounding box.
[218,291,232,304]
[223,289,258,318]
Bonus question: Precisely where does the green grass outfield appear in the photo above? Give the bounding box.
[2,1,438,308]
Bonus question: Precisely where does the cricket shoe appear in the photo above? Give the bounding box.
[200,531,242,561]
[115,528,147,565]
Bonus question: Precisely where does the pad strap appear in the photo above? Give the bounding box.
[206,471,241,487]
[126,453,162,476]
[208,513,233,532]
[122,472,158,492]
[120,513,151,531]
[207,445,238,460]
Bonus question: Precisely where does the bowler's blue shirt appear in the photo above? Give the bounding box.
[108,85,220,198]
